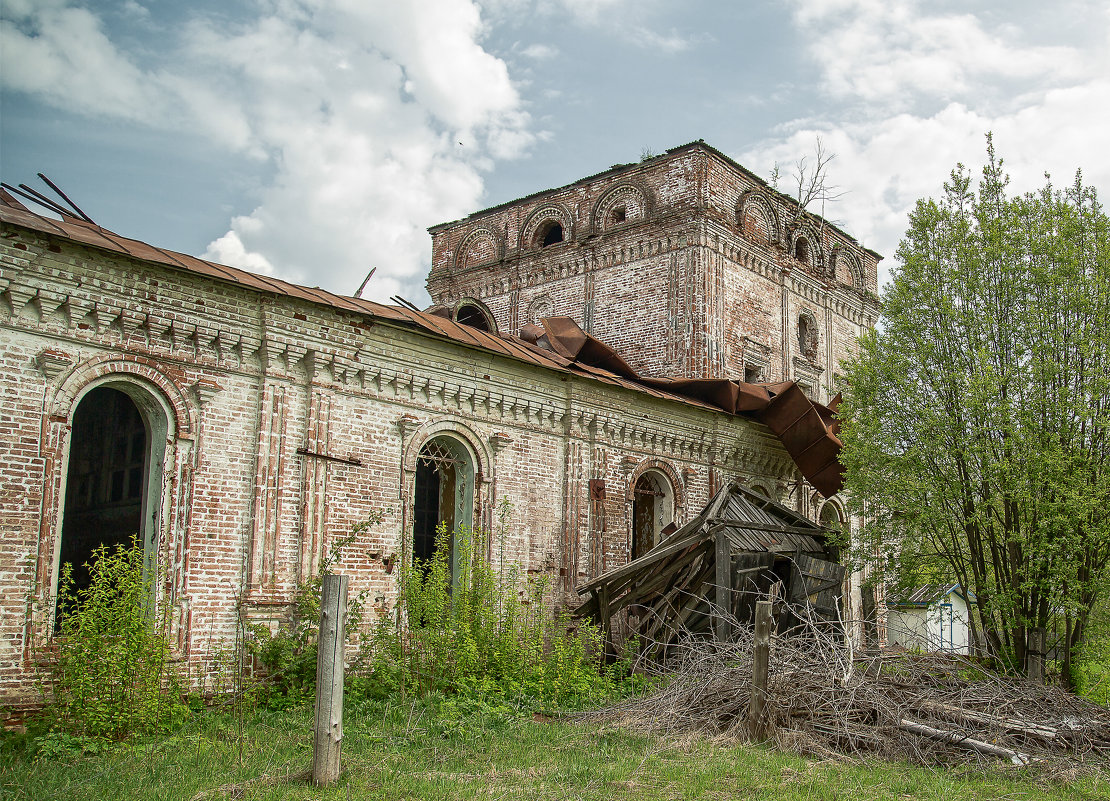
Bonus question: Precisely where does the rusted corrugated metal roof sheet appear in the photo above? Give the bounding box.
[1,189,846,495]
[530,316,845,496]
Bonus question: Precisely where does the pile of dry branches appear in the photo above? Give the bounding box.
[588,604,1110,772]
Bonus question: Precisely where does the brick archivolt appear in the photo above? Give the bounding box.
[401,415,494,481]
[591,182,651,232]
[454,226,502,270]
[736,191,781,246]
[625,458,685,508]
[519,203,574,250]
[789,222,825,267]
[44,352,196,438]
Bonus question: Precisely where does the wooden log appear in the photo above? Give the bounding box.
[748,599,773,740]
[915,700,1058,740]
[313,574,348,786]
[897,718,1032,765]
[1027,627,1046,684]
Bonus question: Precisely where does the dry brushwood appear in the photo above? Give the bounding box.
[585,599,1110,773]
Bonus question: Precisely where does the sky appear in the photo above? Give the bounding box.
[2,0,1108,305]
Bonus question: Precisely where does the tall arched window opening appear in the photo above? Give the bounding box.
[794,236,811,265]
[412,436,475,583]
[631,471,673,560]
[57,385,165,624]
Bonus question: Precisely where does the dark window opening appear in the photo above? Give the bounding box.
[744,365,763,383]
[794,236,810,264]
[608,206,627,226]
[455,303,491,331]
[540,222,564,247]
[413,444,458,566]
[58,386,149,624]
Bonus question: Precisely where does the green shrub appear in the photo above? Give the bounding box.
[44,541,185,740]
[361,502,640,710]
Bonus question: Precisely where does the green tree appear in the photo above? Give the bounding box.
[839,137,1110,684]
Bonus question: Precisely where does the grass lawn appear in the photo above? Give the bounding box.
[2,699,1106,801]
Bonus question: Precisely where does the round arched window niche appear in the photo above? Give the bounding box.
[453,299,496,333]
[630,469,676,560]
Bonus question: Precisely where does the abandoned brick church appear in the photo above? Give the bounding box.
[0,141,880,706]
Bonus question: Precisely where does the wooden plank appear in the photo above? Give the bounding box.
[598,582,611,650]
[788,553,844,614]
[641,557,714,657]
[618,542,709,607]
[714,530,732,642]
[637,552,707,643]
[708,519,826,536]
[748,599,773,740]
[575,529,709,595]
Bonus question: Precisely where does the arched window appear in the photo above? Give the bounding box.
[454,301,494,332]
[538,221,564,248]
[413,436,475,583]
[794,236,811,265]
[631,471,674,560]
[57,383,167,624]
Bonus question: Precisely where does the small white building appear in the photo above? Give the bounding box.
[886,584,975,654]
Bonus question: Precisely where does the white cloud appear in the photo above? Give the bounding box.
[630,26,700,54]
[1,0,536,302]
[787,0,1087,110]
[0,1,166,122]
[205,227,276,276]
[749,1,1110,289]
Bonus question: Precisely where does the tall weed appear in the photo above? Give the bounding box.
[362,504,636,709]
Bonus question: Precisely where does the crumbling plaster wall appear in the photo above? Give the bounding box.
[0,223,798,706]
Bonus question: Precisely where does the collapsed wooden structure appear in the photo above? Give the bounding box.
[575,480,845,658]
